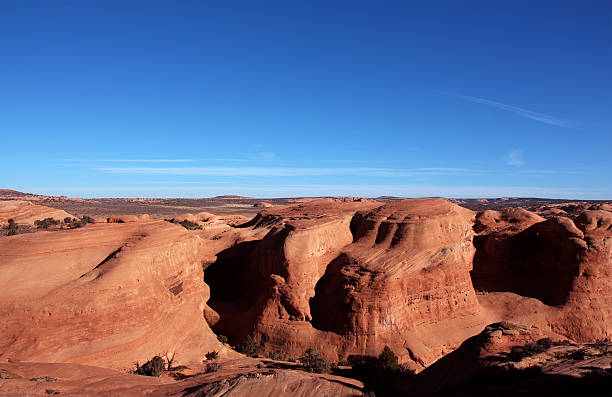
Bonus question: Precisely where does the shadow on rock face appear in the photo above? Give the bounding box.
[471,217,584,306]
[309,254,355,334]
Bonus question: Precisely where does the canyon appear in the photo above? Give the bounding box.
[0,192,610,395]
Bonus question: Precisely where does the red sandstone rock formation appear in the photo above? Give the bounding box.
[0,220,233,370]
[0,200,74,224]
[1,195,610,392]
[397,322,611,396]
[472,207,612,342]
[205,198,486,368]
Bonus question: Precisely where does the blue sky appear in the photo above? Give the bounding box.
[1,0,611,198]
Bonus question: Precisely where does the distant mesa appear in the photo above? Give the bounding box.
[213,195,252,199]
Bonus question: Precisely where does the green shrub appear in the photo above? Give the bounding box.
[69,220,86,228]
[136,356,165,377]
[35,218,59,229]
[205,351,219,360]
[217,334,229,344]
[378,346,399,371]
[524,342,545,354]
[568,348,588,360]
[537,337,553,349]
[593,338,610,355]
[237,335,262,357]
[267,350,285,361]
[509,339,551,362]
[81,215,95,224]
[5,219,17,236]
[347,354,379,374]
[179,220,202,230]
[397,363,415,376]
[299,348,331,373]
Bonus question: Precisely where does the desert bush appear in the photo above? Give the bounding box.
[536,337,553,349]
[136,356,165,377]
[509,340,549,362]
[397,363,415,376]
[81,215,95,224]
[592,338,610,355]
[217,334,229,344]
[205,362,220,373]
[164,352,177,370]
[378,346,399,371]
[348,354,379,374]
[205,351,219,361]
[348,346,403,374]
[568,348,588,360]
[524,342,546,354]
[179,220,202,230]
[35,218,59,229]
[237,335,262,357]
[299,348,331,373]
[69,220,86,228]
[509,346,527,361]
[5,219,17,235]
[267,350,285,361]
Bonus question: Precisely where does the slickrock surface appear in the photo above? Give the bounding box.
[206,198,487,368]
[0,220,233,370]
[0,361,173,396]
[0,200,74,224]
[0,359,365,396]
[152,367,365,397]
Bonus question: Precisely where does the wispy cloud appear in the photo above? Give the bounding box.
[91,166,490,177]
[26,184,612,200]
[445,92,573,128]
[63,159,195,163]
[506,149,525,167]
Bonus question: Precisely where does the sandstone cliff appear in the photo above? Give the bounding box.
[205,198,486,368]
[472,208,612,342]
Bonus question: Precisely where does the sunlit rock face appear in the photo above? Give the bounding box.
[206,198,484,368]
[0,220,233,370]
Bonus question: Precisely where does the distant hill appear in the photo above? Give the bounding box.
[0,189,33,197]
[212,195,253,199]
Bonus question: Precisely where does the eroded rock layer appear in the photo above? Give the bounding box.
[205,198,485,367]
[472,208,612,342]
[0,221,231,370]
[0,200,74,224]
